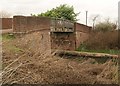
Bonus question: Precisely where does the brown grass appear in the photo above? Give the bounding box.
[1,32,118,84]
[86,31,119,50]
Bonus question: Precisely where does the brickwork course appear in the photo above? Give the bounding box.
[1,18,12,29]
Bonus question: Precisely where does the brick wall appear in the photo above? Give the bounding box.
[75,23,91,33]
[12,16,92,51]
[1,18,12,29]
[75,32,89,48]
[75,23,92,49]
[13,16,52,54]
[50,32,76,50]
[13,16,51,33]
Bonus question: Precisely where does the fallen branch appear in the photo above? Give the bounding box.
[55,50,119,58]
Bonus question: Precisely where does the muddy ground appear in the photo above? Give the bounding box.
[1,32,118,84]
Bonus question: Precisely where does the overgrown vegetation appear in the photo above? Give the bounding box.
[2,34,15,41]
[94,22,117,32]
[94,19,117,32]
[2,34,23,54]
[31,4,79,21]
[77,18,119,55]
[77,40,120,54]
[2,32,118,84]
[77,47,120,55]
[6,45,23,53]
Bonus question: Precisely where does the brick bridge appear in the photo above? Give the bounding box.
[1,16,92,51]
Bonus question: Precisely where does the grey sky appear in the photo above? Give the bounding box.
[0,0,119,26]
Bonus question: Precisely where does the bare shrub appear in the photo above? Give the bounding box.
[86,31,119,50]
[94,20,117,32]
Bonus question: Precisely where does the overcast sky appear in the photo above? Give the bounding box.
[0,0,119,26]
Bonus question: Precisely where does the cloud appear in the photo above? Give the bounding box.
[0,0,119,25]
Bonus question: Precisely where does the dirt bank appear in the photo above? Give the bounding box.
[2,32,118,84]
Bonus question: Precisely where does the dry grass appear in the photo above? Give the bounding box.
[86,31,119,50]
[1,32,118,84]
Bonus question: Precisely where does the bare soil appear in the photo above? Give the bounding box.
[2,32,118,84]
